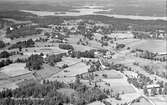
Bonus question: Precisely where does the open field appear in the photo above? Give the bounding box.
[88,101,105,105]
[67,35,84,44]
[72,44,95,51]
[3,18,32,24]
[0,72,9,80]
[0,80,18,91]
[94,70,123,79]
[131,97,152,105]
[52,62,89,77]
[48,62,89,83]
[0,63,30,77]
[126,39,166,54]
[35,64,60,80]
[98,78,136,94]
[23,46,68,56]
[138,61,167,75]
[117,39,166,54]
[149,95,167,105]
[67,35,101,51]
[0,63,35,91]
[116,39,141,45]
[56,57,81,67]
[85,70,136,94]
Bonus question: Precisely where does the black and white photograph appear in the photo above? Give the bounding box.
[0,0,166,105]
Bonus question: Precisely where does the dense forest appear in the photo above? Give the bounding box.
[0,80,107,105]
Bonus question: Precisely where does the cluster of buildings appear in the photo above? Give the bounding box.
[150,30,167,39]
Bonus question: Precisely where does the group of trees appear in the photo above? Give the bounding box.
[6,25,42,39]
[138,50,157,59]
[135,49,167,62]
[133,32,151,39]
[0,50,22,59]
[134,60,167,79]
[0,79,107,105]
[26,54,43,70]
[0,59,13,68]
[0,51,10,58]
[127,73,153,89]
[59,44,74,50]
[47,54,63,66]
[116,44,125,50]
[0,40,6,48]
[9,39,35,50]
[88,61,101,72]
[70,50,95,58]
[143,83,167,96]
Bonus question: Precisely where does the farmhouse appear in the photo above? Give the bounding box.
[155,30,167,39]
[146,84,160,89]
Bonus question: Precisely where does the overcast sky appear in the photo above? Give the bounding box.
[0,0,165,1]
[0,0,165,5]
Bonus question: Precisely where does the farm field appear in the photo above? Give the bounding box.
[138,61,167,74]
[52,62,89,77]
[67,34,84,44]
[120,93,141,104]
[56,57,81,67]
[131,97,152,105]
[67,35,102,51]
[98,78,136,94]
[149,95,167,105]
[48,62,89,83]
[92,70,137,94]
[88,101,105,105]
[0,63,30,77]
[126,39,166,54]
[0,63,36,91]
[0,80,18,91]
[71,44,95,51]
[116,39,141,46]
[94,70,123,79]
[0,72,9,80]
[0,3,166,104]
[23,46,68,56]
[35,64,60,80]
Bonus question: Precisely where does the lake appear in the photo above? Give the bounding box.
[21,5,167,21]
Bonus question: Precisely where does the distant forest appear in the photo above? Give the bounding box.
[0,10,166,32]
